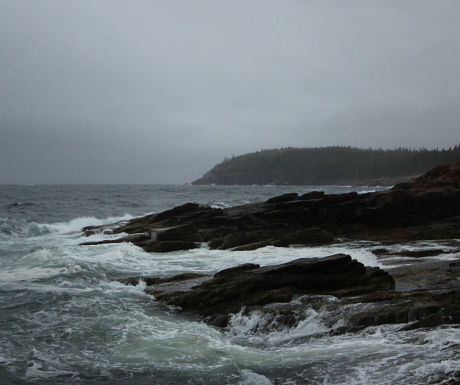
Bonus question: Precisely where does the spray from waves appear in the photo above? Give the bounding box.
[43,214,134,235]
[0,214,135,241]
[0,214,139,287]
[227,295,344,346]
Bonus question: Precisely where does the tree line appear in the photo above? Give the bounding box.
[192,145,460,185]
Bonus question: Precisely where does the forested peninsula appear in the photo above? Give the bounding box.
[192,146,460,185]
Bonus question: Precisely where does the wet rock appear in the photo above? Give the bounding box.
[265,193,299,204]
[372,248,389,256]
[299,191,324,200]
[393,249,446,258]
[121,272,207,287]
[80,233,150,246]
[371,248,449,258]
[343,290,460,331]
[136,254,394,326]
[81,161,460,252]
[141,240,198,253]
[119,254,460,333]
[441,373,460,385]
[214,263,260,277]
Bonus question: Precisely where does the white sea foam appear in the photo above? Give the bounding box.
[0,217,50,239]
[154,243,383,276]
[1,209,459,384]
[228,306,331,346]
[43,214,134,234]
[237,370,273,385]
[0,266,80,282]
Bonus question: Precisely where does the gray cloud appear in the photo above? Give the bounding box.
[1,0,459,183]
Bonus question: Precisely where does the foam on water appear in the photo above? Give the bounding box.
[373,240,460,267]
[1,185,459,384]
[0,217,50,239]
[43,214,134,234]
[228,306,331,346]
[132,243,383,279]
[237,370,273,385]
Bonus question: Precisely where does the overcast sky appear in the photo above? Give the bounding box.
[1,1,459,184]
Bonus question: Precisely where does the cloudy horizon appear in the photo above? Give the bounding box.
[1,1,459,184]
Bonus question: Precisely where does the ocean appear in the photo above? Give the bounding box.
[0,184,459,385]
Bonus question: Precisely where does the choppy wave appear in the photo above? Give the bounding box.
[0,184,459,384]
[43,214,134,234]
[0,217,50,239]
[0,214,134,241]
[1,230,459,385]
[227,296,339,346]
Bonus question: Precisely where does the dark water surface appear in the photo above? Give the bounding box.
[0,184,382,223]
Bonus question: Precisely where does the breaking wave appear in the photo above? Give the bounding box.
[227,296,339,346]
[43,214,134,234]
[0,214,134,241]
[1,184,459,384]
[0,217,50,239]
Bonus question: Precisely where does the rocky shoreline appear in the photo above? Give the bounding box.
[82,162,460,252]
[120,254,460,334]
[80,162,460,383]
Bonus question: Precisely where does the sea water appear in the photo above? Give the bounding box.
[0,184,459,385]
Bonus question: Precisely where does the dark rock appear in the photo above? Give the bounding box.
[81,161,460,252]
[119,254,460,333]
[155,226,202,243]
[265,193,299,204]
[387,258,460,292]
[118,250,460,334]
[372,248,389,256]
[154,203,202,221]
[322,192,359,205]
[393,161,460,192]
[220,232,259,249]
[209,314,231,328]
[142,240,198,253]
[440,374,460,385]
[121,272,207,287]
[277,228,334,245]
[299,191,325,200]
[371,248,447,258]
[232,241,274,251]
[395,249,446,258]
[82,162,460,337]
[145,254,394,325]
[214,263,260,277]
[341,289,460,331]
[402,302,460,330]
[80,233,149,246]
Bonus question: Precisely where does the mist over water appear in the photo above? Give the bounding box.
[0,185,459,384]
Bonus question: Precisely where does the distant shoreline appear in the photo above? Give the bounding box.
[192,174,418,187]
[192,146,460,186]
